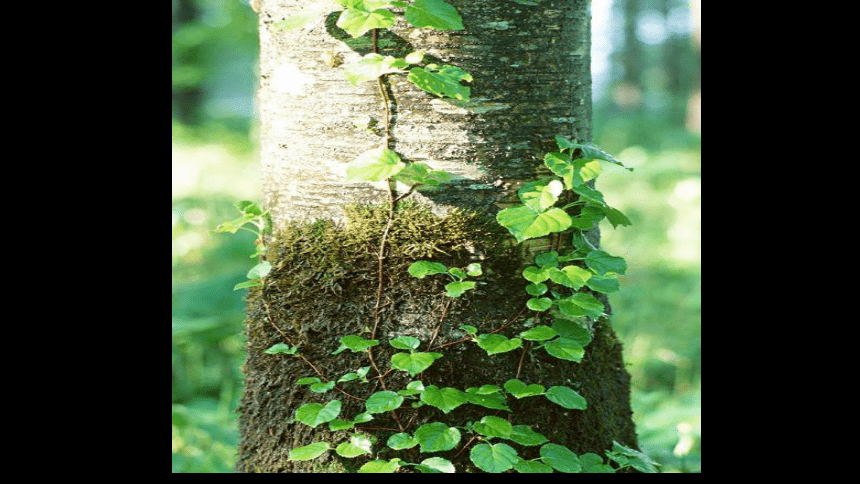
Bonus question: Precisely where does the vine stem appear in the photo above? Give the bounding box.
[260,280,363,402]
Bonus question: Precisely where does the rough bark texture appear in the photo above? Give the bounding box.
[237,0,637,473]
[257,0,593,226]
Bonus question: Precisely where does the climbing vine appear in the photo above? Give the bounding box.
[218,0,658,473]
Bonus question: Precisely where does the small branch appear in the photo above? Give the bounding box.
[426,297,453,350]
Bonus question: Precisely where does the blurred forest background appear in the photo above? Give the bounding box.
[172,0,701,473]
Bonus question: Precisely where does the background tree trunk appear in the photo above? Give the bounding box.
[237,0,638,472]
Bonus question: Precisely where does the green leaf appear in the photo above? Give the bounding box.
[571,183,605,206]
[404,0,464,30]
[420,385,467,413]
[310,381,336,393]
[417,457,455,473]
[580,453,615,473]
[295,400,342,428]
[540,443,582,473]
[338,366,371,383]
[473,415,513,438]
[288,441,330,461]
[336,1,396,38]
[583,250,627,275]
[408,260,448,278]
[470,443,519,473]
[393,162,452,186]
[386,432,419,450]
[574,142,633,171]
[522,266,550,284]
[335,434,373,457]
[414,422,461,452]
[389,336,421,350]
[459,325,478,335]
[525,283,548,296]
[333,335,379,354]
[476,334,522,355]
[346,147,406,182]
[519,325,557,341]
[513,459,554,473]
[465,388,511,411]
[518,179,564,212]
[545,386,587,410]
[503,379,545,398]
[445,280,476,297]
[214,215,252,234]
[547,265,591,289]
[534,251,559,267]
[526,297,552,312]
[465,263,482,276]
[296,377,321,385]
[358,459,402,473]
[543,151,575,190]
[554,135,578,151]
[496,206,572,242]
[470,384,502,395]
[607,441,660,473]
[543,337,585,362]
[551,320,592,347]
[344,53,409,85]
[247,261,272,279]
[596,205,632,228]
[391,352,442,377]
[365,390,404,414]
[507,425,549,447]
[407,64,472,101]
[236,200,262,215]
[329,412,373,431]
[264,343,297,355]
[584,274,620,293]
[448,267,467,279]
[558,292,605,318]
[233,279,262,290]
[397,380,426,396]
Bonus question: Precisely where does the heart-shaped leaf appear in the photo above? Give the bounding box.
[404,0,464,30]
[346,147,405,182]
[475,334,522,355]
[469,442,519,473]
[496,206,572,242]
[295,400,342,428]
[414,422,461,452]
[288,441,330,461]
[420,385,467,413]
[503,379,546,398]
[545,386,587,410]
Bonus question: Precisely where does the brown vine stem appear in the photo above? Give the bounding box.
[431,303,529,351]
[366,27,405,432]
[261,280,363,402]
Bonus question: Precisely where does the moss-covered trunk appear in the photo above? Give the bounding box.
[238,0,638,472]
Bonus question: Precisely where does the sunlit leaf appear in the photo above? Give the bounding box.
[496,206,572,242]
[288,441,330,461]
[346,147,406,182]
[404,0,464,30]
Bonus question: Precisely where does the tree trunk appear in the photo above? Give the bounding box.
[237,0,638,472]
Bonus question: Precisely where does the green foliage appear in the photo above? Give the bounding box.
[202,0,674,473]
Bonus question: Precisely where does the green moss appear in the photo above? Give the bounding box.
[236,200,637,473]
